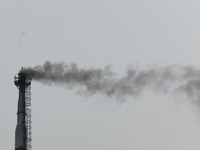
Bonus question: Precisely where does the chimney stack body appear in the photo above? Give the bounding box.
[14,73,31,150]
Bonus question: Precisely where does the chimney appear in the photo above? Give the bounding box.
[14,72,32,150]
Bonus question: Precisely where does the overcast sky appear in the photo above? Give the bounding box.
[1,0,200,149]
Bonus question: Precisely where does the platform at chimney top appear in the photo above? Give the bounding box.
[14,73,31,89]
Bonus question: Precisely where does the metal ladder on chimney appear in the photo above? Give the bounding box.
[25,85,32,150]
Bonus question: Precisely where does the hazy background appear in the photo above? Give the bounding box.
[1,0,200,149]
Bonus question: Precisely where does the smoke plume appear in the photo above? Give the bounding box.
[20,61,200,101]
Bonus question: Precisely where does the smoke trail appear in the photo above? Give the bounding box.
[20,61,200,100]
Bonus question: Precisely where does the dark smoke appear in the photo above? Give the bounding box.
[20,61,200,101]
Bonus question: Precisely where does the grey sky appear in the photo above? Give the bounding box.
[1,0,200,149]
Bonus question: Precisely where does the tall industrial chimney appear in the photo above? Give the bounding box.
[14,72,32,150]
